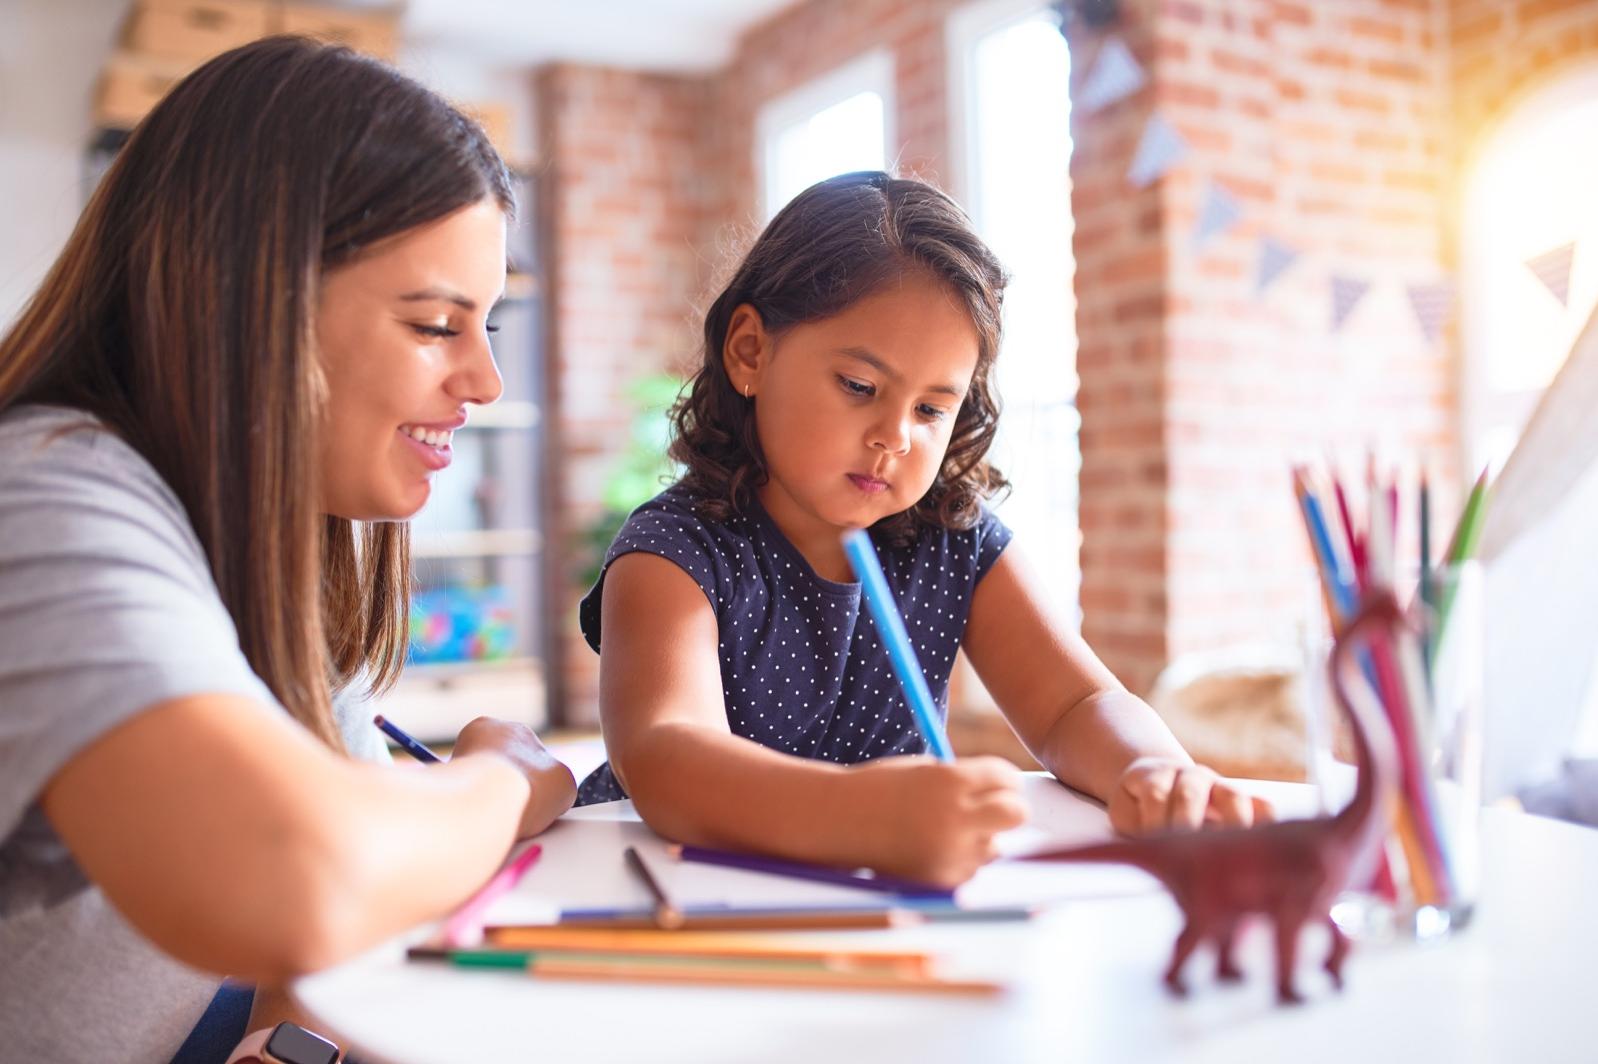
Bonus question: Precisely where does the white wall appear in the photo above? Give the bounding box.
[0,0,123,329]
[0,2,540,333]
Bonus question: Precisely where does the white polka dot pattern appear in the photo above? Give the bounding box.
[575,485,1012,804]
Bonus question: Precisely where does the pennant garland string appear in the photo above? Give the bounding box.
[1076,36,1146,113]
[1405,281,1456,344]
[1331,275,1372,333]
[1194,180,1242,249]
[1127,112,1189,189]
[1525,242,1576,307]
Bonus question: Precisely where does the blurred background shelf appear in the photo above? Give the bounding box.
[412,529,543,559]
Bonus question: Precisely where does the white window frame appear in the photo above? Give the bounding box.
[756,50,896,220]
[945,0,1059,214]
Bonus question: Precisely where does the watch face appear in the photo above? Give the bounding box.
[264,1022,340,1064]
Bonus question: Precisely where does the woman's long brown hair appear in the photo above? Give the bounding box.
[673,171,1010,547]
[0,37,513,748]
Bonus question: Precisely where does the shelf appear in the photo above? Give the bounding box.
[375,659,546,742]
[505,272,539,301]
[413,528,542,559]
[400,655,540,680]
[465,401,540,430]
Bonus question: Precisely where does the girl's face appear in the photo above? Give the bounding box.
[315,199,507,520]
[727,272,981,564]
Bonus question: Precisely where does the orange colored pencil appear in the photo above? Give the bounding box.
[525,956,1004,995]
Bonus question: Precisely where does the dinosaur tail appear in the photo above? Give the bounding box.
[1019,838,1162,871]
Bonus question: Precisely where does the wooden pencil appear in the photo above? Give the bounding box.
[547,909,901,932]
[523,956,1004,995]
[623,846,684,930]
[471,928,931,970]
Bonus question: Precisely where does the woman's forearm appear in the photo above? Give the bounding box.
[277,753,536,974]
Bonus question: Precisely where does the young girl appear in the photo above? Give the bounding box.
[579,171,1270,887]
[0,38,573,1062]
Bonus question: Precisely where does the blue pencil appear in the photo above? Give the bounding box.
[373,713,442,763]
[840,528,954,762]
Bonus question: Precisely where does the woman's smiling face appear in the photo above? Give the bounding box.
[315,198,507,521]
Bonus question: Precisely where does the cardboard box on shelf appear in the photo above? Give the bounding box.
[275,3,398,60]
[121,0,274,63]
[94,52,196,130]
[458,102,516,166]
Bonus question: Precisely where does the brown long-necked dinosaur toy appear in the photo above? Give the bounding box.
[1024,591,1403,1004]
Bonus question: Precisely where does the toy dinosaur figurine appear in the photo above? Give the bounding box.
[1024,592,1402,1004]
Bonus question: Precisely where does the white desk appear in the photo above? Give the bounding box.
[294,778,1597,1064]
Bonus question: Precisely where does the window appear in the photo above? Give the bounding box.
[1460,64,1598,782]
[948,0,1079,616]
[757,51,893,219]
[1461,67,1598,473]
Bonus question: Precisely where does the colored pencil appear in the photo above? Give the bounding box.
[442,843,544,947]
[669,842,954,900]
[517,956,1004,996]
[373,714,442,764]
[1434,468,1491,649]
[623,845,684,929]
[420,931,931,970]
[541,903,1031,931]
[840,528,954,761]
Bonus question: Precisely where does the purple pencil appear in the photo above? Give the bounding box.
[667,844,954,900]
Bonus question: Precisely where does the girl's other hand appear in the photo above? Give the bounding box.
[451,717,577,837]
[851,755,1027,888]
[1108,756,1275,835]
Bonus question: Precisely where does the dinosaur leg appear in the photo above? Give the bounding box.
[1215,919,1244,982]
[1273,912,1308,1005]
[1324,915,1350,990]
[1164,919,1203,997]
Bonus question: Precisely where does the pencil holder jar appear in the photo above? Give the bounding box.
[1313,561,1485,943]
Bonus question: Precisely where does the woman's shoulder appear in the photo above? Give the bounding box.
[0,404,176,505]
[0,403,207,578]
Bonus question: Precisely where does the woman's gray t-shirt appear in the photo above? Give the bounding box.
[0,405,388,1063]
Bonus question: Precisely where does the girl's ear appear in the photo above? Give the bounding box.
[721,303,768,397]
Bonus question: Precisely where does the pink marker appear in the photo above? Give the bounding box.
[442,843,544,948]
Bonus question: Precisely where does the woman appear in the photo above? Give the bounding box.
[0,37,575,1061]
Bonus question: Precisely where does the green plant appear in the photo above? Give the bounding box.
[576,372,683,590]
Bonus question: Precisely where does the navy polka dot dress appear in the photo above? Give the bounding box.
[574,484,1012,805]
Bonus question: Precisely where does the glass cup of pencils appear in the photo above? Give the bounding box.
[1312,560,1485,943]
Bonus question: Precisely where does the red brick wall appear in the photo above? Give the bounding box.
[710,0,969,228]
[535,64,718,723]
[538,0,1579,721]
[1451,0,1598,156]
[1067,0,1462,693]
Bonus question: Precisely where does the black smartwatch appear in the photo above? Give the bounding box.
[264,1022,340,1064]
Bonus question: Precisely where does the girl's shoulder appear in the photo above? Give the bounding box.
[897,503,1013,580]
[615,482,762,554]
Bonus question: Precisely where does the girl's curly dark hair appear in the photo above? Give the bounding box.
[670,171,1009,547]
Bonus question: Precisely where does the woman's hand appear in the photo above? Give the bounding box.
[851,755,1028,889]
[1107,756,1275,835]
[451,718,577,837]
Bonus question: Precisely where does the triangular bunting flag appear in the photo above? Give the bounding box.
[1525,242,1576,306]
[1256,235,1299,293]
[1406,280,1456,343]
[1127,113,1188,189]
[1077,36,1145,113]
[1193,181,1242,249]
[1331,275,1371,332]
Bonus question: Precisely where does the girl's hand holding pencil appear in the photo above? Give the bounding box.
[847,755,1027,888]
